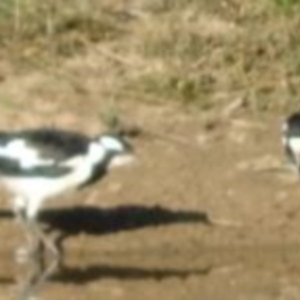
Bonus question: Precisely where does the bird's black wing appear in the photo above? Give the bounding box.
[0,156,72,177]
[0,128,91,177]
[14,128,91,161]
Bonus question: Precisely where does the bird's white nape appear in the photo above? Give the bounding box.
[99,136,126,152]
[86,142,106,164]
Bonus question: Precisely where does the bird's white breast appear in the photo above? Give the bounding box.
[1,161,94,201]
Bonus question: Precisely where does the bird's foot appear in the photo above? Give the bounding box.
[15,241,44,264]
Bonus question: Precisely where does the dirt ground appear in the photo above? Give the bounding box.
[0,102,299,300]
[1,1,300,299]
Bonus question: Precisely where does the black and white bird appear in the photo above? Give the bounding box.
[282,112,300,172]
[0,128,134,259]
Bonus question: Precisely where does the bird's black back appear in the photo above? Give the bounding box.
[0,128,91,161]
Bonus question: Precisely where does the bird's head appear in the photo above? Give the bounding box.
[98,134,134,169]
[283,113,300,136]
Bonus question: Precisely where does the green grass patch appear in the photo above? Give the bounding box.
[1,0,300,111]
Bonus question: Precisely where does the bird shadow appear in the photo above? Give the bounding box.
[0,206,212,298]
[0,204,211,264]
[0,263,212,287]
[17,255,211,300]
[53,263,211,284]
[39,204,211,238]
[0,210,13,219]
[0,205,211,235]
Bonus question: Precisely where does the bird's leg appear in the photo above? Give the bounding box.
[26,198,61,259]
[13,196,28,230]
[295,154,300,175]
[26,217,60,258]
[13,197,61,263]
[18,247,59,300]
[13,197,43,262]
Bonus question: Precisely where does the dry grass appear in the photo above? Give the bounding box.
[0,0,300,119]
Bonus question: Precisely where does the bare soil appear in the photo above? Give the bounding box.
[0,102,299,300]
[1,1,300,299]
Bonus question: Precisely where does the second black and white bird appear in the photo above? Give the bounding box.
[0,128,133,259]
[282,112,300,172]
